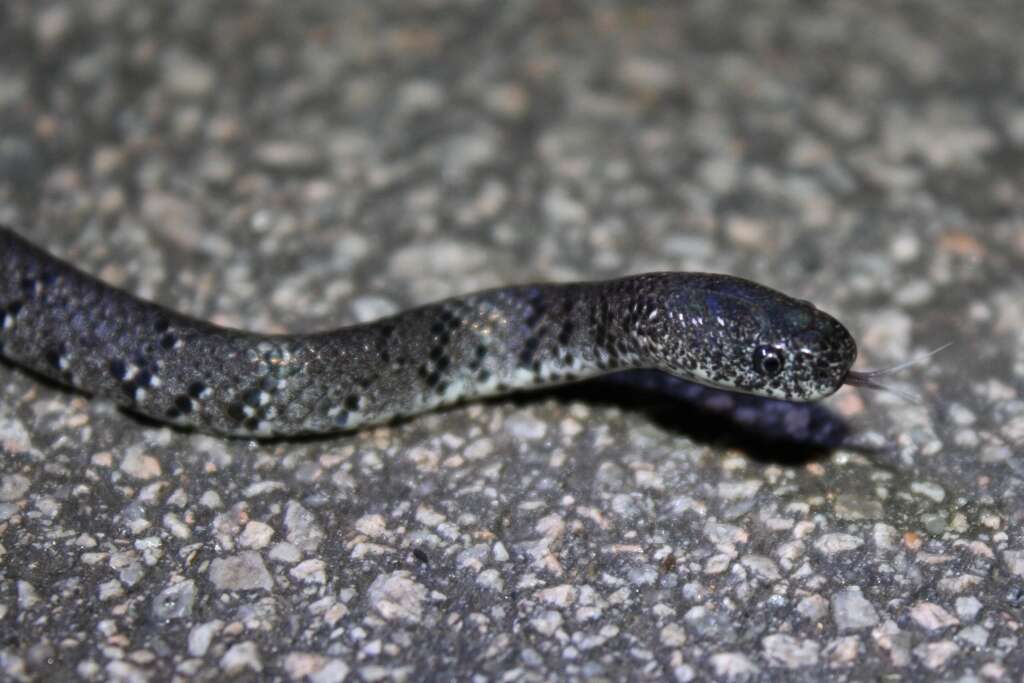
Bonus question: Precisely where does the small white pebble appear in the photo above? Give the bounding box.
[814,533,864,555]
[909,602,959,631]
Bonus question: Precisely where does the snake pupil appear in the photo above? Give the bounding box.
[753,345,784,377]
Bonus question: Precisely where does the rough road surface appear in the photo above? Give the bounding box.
[1,2,1023,681]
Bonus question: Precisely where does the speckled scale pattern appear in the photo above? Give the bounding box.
[0,227,858,437]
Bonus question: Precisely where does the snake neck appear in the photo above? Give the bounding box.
[352,281,636,419]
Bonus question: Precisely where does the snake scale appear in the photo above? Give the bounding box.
[0,226,860,437]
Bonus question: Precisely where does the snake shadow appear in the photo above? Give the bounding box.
[535,370,858,465]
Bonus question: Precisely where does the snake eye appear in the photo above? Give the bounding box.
[753,345,784,377]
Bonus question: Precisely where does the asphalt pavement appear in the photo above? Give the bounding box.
[2,2,1023,681]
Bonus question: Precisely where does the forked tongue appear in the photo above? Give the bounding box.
[843,342,953,403]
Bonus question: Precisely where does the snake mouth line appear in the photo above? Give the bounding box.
[842,341,953,403]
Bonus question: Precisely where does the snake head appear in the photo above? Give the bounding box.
[639,274,858,402]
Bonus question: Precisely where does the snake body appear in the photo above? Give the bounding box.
[0,226,858,437]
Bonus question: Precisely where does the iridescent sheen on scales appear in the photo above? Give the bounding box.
[0,227,858,437]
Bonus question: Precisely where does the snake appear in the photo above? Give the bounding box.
[0,225,871,438]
